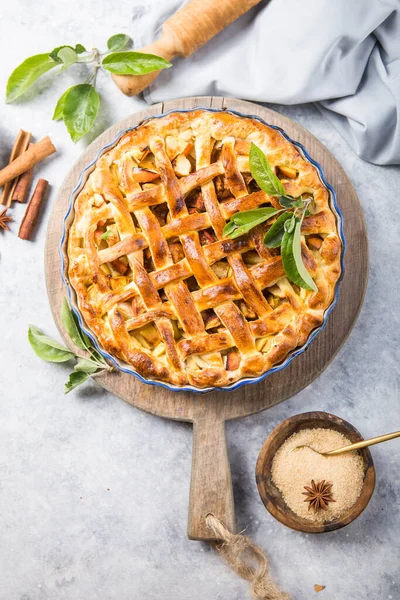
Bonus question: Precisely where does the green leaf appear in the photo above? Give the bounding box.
[50,44,85,61]
[90,348,108,366]
[60,297,90,350]
[57,47,77,70]
[294,197,304,208]
[281,220,318,291]
[65,371,89,393]
[74,358,99,373]
[63,84,100,142]
[101,229,112,241]
[52,86,74,121]
[224,208,282,239]
[81,331,92,348]
[49,45,74,63]
[222,221,238,238]
[284,215,295,233]
[279,196,296,209]
[102,51,171,75]
[107,34,130,52]
[231,207,281,225]
[228,215,281,239]
[28,325,75,363]
[6,53,58,103]
[249,143,287,197]
[264,212,293,248]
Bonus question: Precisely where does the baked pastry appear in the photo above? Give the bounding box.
[67,110,342,389]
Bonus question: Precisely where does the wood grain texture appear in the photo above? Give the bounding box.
[45,96,368,540]
[255,412,376,533]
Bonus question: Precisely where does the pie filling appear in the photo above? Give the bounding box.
[67,110,341,388]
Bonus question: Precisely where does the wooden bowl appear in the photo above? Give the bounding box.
[255,411,375,533]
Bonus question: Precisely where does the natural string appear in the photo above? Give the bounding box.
[205,513,290,600]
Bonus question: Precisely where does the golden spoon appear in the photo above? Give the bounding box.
[293,430,400,456]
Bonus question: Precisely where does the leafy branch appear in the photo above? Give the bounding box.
[6,34,171,142]
[28,298,112,393]
[223,143,317,292]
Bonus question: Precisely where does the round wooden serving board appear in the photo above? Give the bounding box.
[45,96,368,541]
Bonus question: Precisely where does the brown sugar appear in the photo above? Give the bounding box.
[271,428,365,522]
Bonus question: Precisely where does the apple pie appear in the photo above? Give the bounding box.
[67,109,342,389]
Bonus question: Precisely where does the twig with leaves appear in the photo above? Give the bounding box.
[223,143,317,292]
[28,298,112,393]
[6,34,171,142]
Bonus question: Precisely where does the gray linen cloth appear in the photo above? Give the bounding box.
[132,0,400,165]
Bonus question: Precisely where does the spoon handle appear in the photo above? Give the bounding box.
[325,430,400,456]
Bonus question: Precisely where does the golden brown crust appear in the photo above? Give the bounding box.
[67,110,342,388]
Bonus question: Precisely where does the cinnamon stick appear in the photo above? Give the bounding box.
[18,178,48,241]
[12,143,34,203]
[12,167,33,203]
[0,130,31,207]
[0,137,55,189]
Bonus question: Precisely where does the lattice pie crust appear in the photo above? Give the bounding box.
[67,110,341,388]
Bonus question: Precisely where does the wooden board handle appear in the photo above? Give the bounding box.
[112,0,262,96]
[187,418,235,541]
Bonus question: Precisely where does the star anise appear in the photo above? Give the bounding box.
[302,480,335,512]
[0,208,12,231]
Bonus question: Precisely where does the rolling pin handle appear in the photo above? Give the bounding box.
[112,0,263,96]
[111,28,178,97]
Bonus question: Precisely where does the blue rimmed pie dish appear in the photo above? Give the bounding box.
[60,107,345,393]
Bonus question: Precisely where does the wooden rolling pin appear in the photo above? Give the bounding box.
[113,0,262,96]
